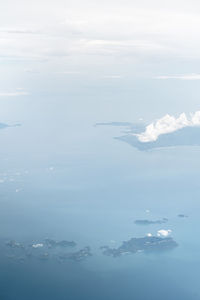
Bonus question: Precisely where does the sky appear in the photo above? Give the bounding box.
[1,0,200,74]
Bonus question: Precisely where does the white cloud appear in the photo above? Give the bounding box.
[32,243,44,248]
[157,229,172,237]
[103,75,122,79]
[146,233,153,237]
[136,111,200,142]
[0,28,39,34]
[56,71,82,75]
[24,69,40,74]
[155,73,200,80]
[0,91,29,97]
[2,2,200,63]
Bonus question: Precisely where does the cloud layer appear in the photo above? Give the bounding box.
[32,243,44,248]
[157,229,172,237]
[2,0,200,63]
[155,74,200,80]
[0,91,29,97]
[136,111,200,142]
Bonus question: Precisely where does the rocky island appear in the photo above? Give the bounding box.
[100,236,178,257]
[58,247,92,262]
[134,218,168,225]
[44,238,77,248]
[4,238,92,263]
[177,214,188,218]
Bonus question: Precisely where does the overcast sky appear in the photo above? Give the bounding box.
[1,0,200,68]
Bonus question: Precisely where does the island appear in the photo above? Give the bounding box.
[58,247,92,262]
[177,214,188,218]
[6,240,24,249]
[134,218,168,225]
[100,236,178,257]
[44,238,77,248]
[4,238,91,263]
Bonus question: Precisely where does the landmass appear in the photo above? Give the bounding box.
[44,238,76,248]
[0,123,9,130]
[0,123,20,130]
[95,121,200,151]
[4,238,91,263]
[115,126,200,151]
[6,240,24,249]
[58,247,92,262]
[95,122,133,127]
[2,234,178,263]
[95,122,146,134]
[100,236,178,257]
[134,218,168,225]
[178,214,188,218]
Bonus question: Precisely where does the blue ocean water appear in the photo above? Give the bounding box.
[1,86,200,300]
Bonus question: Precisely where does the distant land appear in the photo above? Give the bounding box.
[178,214,188,218]
[100,236,178,257]
[96,121,200,151]
[0,123,21,130]
[115,126,200,151]
[4,238,91,263]
[0,123,9,129]
[95,122,146,134]
[95,122,133,127]
[134,218,168,225]
[2,234,178,263]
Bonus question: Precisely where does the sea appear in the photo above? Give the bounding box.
[0,79,200,299]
